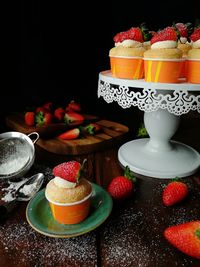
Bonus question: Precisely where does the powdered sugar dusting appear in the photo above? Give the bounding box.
[0,221,97,266]
[100,178,200,267]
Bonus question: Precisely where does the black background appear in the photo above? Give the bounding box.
[1,0,200,132]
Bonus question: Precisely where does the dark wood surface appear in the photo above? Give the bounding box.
[0,112,199,267]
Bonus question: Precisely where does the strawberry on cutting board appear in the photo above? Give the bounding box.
[35,111,53,126]
[162,180,189,206]
[24,111,35,126]
[64,112,85,126]
[164,221,200,259]
[57,128,80,140]
[107,166,136,200]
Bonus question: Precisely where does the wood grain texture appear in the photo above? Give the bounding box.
[6,113,129,155]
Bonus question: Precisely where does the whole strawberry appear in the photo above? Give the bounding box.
[53,160,83,183]
[151,26,177,45]
[24,111,35,126]
[107,166,135,200]
[162,181,188,206]
[164,221,200,259]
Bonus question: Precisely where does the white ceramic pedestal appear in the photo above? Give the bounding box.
[98,70,200,179]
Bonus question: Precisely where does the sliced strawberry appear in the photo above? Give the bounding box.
[53,160,82,183]
[64,112,84,126]
[66,100,81,113]
[57,128,80,140]
[24,111,35,126]
[54,107,65,122]
[151,26,177,45]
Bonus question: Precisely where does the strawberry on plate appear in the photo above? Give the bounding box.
[53,160,83,183]
[57,128,80,140]
[24,111,35,126]
[162,180,189,206]
[107,166,136,200]
[164,221,200,259]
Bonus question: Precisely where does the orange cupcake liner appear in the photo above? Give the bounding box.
[46,191,92,224]
[144,59,183,83]
[186,60,200,84]
[110,56,144,79]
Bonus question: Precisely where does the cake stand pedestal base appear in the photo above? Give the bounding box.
[118,109,200,178]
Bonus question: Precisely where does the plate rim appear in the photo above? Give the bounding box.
[26,183,113,238]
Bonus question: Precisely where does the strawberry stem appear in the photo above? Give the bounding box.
[196,229,200,239]
[124,166,136,182]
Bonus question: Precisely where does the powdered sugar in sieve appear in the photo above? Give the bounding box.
[0,138,30,176]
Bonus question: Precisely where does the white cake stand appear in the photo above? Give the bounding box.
[98,70,200,178]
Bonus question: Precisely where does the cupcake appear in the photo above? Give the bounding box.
[143,26,183,83]
[109,25,148,79]
[175,22,193,77]
[186,27,200,83]
[45,160,92,224]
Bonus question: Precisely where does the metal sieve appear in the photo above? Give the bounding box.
[0,131,39,180]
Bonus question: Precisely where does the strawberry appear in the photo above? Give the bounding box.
[57,128,80,140]
[64,112,85,126]
[174,22,194,39]
[107,166,136,200]
[164,221,200,259]
[54,107,65,121]
[151,26,177,45]
[43,102,53,112]
[66,100,81,113]
[84,123,102,135]
[53,160,83,183]
[190,28,200,42]
[162,181,188,206]
[36,106,48,114]
[113,31,129,43]
[127,27,144,42]
[35,111,53,126]
[24,111,35,126]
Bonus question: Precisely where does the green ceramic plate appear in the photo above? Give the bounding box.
[26,183,113,238]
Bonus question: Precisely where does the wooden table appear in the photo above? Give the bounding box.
[0,112,200,267]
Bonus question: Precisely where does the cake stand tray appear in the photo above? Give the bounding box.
[98,71,200,179]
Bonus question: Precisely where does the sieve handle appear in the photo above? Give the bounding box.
[28,132,39,144]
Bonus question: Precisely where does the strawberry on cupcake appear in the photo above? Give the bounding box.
[45,160,92,224]
[109,24,150,79]
[143,26,183,83]
[186,27,200,83]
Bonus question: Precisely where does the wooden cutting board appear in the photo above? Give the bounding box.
[6,113,129,155]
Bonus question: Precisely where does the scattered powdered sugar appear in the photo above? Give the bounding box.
[19,181,38,195]
[1,178,29,202]
[99,178,199,267]
[0,221,97,266]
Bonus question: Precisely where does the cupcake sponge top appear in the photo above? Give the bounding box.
[144,48,183,59]
[109,46,145,57]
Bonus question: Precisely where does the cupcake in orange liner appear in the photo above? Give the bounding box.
[175,22,193,77]
[45,160,92,224]
[186,27,200,83]
[143,26,183,83]
[109,23,151,79]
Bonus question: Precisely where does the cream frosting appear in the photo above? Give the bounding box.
[151,40,177,49]
[115,39,142,48]
[192,39,200,49]
[54,176,76,188]
[180,37,187,44]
